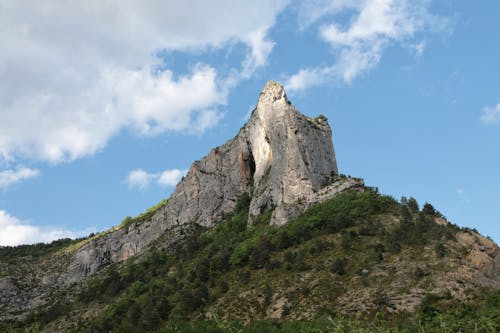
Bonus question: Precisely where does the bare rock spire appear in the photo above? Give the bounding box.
[245,81,339,224]
[64,80,352,284]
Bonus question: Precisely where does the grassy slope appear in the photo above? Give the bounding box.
[2,190,500,332]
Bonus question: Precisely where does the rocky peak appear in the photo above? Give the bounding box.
[66,80,350,277]
[5,81,500,325]
[245,81,339,223]
[0,82,359,319]
[165,80,342,228]
[257,80,289,109]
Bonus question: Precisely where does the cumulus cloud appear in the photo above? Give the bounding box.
[126,168,187,190]
[0,167,39,189]
[286,67,334,92]
[158,169,187,187]
[126,169,157,190]
[0,210,88,246]
[481,103,500,124]
[287,0,446,91]
[0,1,288,163]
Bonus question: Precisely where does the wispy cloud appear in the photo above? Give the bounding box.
[410,40,427,57]
[456,188,471,204]
[0,167,39,189]
[286,67,334,92]
[126,168,187,190]
[480,103,500,124]
[0,210,90,246]
[287,0,448,91]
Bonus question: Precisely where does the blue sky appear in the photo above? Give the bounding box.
[1,0,499,246]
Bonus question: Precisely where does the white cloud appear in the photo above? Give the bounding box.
[126,169,157,190]
[286,67,334,92]
[0,167,39,189]
[481,103,500,124]
[0,1,288,163]
[0,210,88,246]
[411,40,427,57]
[287,0,446,91]
[126,168,187,190]
[158,169,187,187]
[297,0,363,29]
[240,28,276,78]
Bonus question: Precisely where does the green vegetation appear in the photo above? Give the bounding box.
[0,238,82,261]
[120,199,167,230]
[306,114,329,128]
[0,199,167,262]
[2,190,499,332]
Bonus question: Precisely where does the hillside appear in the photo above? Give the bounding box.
[1,81,499,332]
[1,189,499,332]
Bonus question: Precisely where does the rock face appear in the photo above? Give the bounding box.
[244,81,339,222]
[67,81,348,278]
[2,81,500,322]
[0,81,360,319]
[166,80,340,229]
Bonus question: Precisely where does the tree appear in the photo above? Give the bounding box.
[248,235,272,269]
[400,205,412,223]
[423,203,436,216]
[194,258,210,282]
[127,302,141,325]
[408,197,419,213]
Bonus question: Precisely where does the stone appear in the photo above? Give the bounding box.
[0,80,359,319]
[62,81,347,281]
[162,80,341,228]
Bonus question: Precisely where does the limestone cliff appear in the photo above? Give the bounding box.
[0,81,362,319]
[1,82,499,325]
[166,80,341,229]
[245,81,339,223]
[69,81,354,278]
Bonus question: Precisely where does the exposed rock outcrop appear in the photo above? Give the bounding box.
[244,81,339,220]
[66,81,349,277]
[1,81,360,319]
[164,80,341,229]
[1,81,499,323]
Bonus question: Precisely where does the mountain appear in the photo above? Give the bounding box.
[1,81,499,332]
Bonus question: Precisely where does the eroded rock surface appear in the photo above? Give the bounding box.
[162,80,340,229]
[1,81,353,319]
[68,81,345,280]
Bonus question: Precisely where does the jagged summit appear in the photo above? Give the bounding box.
[2,82,500,327]
[244,81,342,223]
[257,80,289,106]
[0,81,362,319]
[167,80,343,229]
[69,81,356,278]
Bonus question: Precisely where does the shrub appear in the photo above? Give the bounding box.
[435,242,446,258]
[330,258,347,275]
